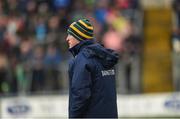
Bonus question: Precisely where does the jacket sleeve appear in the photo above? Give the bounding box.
[69,61,92,117]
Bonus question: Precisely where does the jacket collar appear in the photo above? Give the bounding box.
[69,40,94,57]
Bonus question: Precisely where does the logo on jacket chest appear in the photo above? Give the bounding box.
[101,69,115,76]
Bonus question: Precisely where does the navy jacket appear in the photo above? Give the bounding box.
[68,40,119,118]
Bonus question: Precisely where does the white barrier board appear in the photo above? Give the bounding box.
[1,95,68,119]
[117,93,180,117]
[1,93,180,118]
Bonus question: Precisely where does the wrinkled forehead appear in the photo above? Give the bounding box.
[67,34,76,40]
[67,34,73,38]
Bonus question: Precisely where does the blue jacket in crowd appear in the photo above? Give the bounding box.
[68,40,119,118]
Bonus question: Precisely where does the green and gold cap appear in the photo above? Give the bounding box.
[67,18,93,41]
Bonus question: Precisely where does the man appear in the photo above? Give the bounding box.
[66,18,118,118]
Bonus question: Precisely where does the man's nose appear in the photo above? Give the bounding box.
[66,37,69,41]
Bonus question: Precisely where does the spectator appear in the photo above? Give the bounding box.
[44,44,62,91]
[31,45,45,92]
[173,0,180,28]
[102,25,124,53]
[35,17,47,43]
[172,0,180,52]
[17,37,33,94]
[0,53,11,94]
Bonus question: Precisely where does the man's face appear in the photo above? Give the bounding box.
[66,35,80,48]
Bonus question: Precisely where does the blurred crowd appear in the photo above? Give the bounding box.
[172,0,180,52]
[0,0,142,95]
